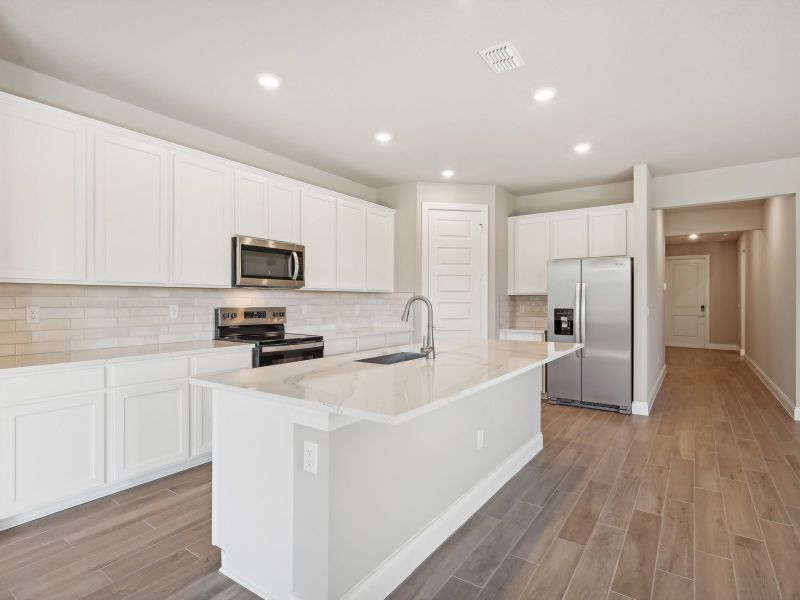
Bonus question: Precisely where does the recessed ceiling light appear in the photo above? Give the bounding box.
[532,87,557,102]
[374,132,393,143]
[256,73,282,89]
[441,169,455,179]
[689,233,699,240]
[573,142,592,154]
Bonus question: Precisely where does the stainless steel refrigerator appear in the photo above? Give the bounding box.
[546,256,633,413]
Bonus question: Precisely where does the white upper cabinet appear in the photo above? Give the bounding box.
[233,172,300,243]
[267,180,301,243]
[509,215,549,295]
[508,203,631,295]
[366,207,394,292]
[94,131,171,284]
[588,207,628,257]
[172,152,233,287]
[234,170,269,239]
[0,97,88,282]
[0,92,394,290]
[301,188,337,290]
[336,198,367,291]
[550,211,589,259]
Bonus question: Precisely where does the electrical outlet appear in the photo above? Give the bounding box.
[169,304,179,319]
[303,441,318,474]
[477,429,485,450]
[26,306,40,324]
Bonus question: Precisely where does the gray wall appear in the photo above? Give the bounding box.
[514,180,633,215]
[740,195,796,403]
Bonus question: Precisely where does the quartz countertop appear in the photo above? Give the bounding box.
[0,340,250,374]
[192,339,581,424]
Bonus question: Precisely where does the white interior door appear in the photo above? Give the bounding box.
[666,256,708,348]
[424,206,487,341]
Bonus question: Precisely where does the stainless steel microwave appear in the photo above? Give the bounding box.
[232,236,305,288]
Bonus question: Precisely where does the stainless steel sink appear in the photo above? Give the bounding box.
[355,352,427,365]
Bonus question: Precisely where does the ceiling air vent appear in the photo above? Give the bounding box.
[479,41,525,73]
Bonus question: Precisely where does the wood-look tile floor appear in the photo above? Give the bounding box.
[2,347,799,599]
[389,347,800,600]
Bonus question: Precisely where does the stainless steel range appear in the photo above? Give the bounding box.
[214,306,323,367]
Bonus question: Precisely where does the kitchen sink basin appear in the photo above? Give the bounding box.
[355,352,427,365]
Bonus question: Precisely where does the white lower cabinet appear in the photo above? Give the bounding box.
[0,346,252,527]
[190,349,253,457]
[0,392,105,516]
[111,378,190,480]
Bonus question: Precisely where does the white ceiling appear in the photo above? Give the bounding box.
[0,0,798,194]
[666,232,741,245]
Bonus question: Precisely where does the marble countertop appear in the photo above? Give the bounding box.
[0,340,251,374]
[499,327,546,334]
[192,339,581,424]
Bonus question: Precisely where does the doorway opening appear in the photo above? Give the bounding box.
[660,195,797,417]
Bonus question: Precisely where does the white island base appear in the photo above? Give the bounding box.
[195,340,580,600]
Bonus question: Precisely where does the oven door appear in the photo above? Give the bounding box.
[258,342,324,366]
[234,237,304,288]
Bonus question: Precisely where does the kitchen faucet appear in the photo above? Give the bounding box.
[401,295,436,359]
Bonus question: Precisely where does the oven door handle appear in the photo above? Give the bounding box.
[260,341,323,354]
[291,251,300,280]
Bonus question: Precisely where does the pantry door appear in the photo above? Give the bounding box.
[422,204,488,341]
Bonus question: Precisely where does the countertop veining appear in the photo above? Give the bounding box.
[192,339,581,424]
[0,340,250,374]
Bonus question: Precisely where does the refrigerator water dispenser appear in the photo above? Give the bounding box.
[553,308,574,336]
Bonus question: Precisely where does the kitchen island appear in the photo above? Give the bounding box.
[191,339,581,600]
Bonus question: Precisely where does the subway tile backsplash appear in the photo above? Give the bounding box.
[0,284,412,356]
[499,295,548,331]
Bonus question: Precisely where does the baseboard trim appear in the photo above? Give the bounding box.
[220,563,283,600]
[0,455,211,531]
[743,354,798,421]
[706,343,740,352]
[632,364,666,416]
[340,433,544,600]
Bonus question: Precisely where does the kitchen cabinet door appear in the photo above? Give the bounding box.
[366,207,394,292]
[0,392,105,516]
[551,212,588,259]
[588,207,628,257]
[301,189,337,290]
[0,97,88,282]
[94,131,171,284]
[190,350,252,457]
[511,216,549,294]
[268,180,301,243]
[112,378,190,480]
[234,170,269,238]
[336,198,367,290]
[173,152,233,286]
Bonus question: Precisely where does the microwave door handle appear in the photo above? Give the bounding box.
[291,251,299,280]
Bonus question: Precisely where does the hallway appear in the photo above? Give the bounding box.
[1,348,799,599]
[391,347,800,599]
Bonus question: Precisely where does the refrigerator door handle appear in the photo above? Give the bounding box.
[580,282,587,358]
[574,282,582,357]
